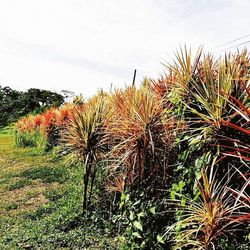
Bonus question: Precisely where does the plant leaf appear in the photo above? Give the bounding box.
[133,221,143,231]
[157,235,165,244]
[132,232,142,238]
[149,206,156,215]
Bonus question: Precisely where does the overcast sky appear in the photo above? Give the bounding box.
[0,0,249,97]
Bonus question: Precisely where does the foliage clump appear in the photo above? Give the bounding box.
[14,48,250,249]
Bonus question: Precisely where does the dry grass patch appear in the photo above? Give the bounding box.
[1,179,61,216]
[0,132,67,218]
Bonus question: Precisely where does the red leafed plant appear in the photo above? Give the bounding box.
[105,85,177,191]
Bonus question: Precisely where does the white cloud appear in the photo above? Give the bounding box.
[0,0,249,97]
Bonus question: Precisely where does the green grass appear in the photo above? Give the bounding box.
[0,128,122,249]
[7,178,33,190]
[0,125,14,135]
[20,165,69,184]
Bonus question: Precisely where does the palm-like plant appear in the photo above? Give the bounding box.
[105,85,176,191]
[62,93,108,209]
[218,81,250,162]
[227,167,250,217]
[159,49,250,248]
[167,48,250,173]
[168,170,249,250]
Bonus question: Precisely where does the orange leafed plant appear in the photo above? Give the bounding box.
[105,85,177,191]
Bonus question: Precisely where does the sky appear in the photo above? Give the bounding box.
[0,0,249,98]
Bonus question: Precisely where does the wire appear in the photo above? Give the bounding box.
[215,40,250,54]
[211,34,250,50]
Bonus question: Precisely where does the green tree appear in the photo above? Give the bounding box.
[0,85,65,127]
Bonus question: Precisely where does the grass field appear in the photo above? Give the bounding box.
[0,128,121,249]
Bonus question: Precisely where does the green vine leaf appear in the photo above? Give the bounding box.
[149,206,156,215]
[157,235,165,244]
[132,232,142,238]
[133,221,143,231]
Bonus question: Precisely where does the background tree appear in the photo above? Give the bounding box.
[0,85,65,127]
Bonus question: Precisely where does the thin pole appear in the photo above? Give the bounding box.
[132,69,137,86]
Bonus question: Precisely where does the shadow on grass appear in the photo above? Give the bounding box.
[20,165,69,184]
[8,178,33,190]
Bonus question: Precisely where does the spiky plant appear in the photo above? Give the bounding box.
[164,48,250,180]
[62,93,108,209]
[105,85,176,191]
[227,167,250,218]
[170,48,248,135]
[167,169,249,250]
[218,80,250,162]
[16,114,36,133]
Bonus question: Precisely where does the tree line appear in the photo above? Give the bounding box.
[0,85,65,127]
